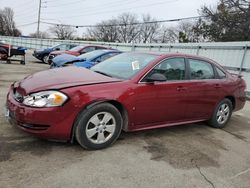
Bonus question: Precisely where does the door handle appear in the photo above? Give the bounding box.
[176,86,187,91]
[214,84,222,89]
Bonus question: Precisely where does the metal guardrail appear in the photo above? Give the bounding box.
[0,36,249,93]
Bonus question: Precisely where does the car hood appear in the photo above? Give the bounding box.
[35,48,52,53]
[16,66,121,94]
[53,54,80,66]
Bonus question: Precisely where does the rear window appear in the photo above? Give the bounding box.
[69,46,84,51]
[215,67,226,79]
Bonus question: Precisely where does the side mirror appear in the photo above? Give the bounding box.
[55,47,60,51]
[146,73,167,82]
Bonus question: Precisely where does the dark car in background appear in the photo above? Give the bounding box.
[47,45,109,64]
[50,49,122,68]
[33,43,77,63]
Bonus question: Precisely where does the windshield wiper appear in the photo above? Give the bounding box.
[94,70,113,77]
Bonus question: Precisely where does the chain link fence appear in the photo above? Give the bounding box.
[0,35,249,94]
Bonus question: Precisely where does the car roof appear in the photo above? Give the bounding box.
[124,51,214,63]
[93,49,121,53]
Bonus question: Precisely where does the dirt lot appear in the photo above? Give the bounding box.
[0,51,250,188]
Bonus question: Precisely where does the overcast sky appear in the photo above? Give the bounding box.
[0,0,219,36]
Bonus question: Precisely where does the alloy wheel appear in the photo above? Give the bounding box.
[216,103,230,124]
[85,112,116,144]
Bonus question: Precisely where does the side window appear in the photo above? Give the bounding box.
[143,58,186,82]
[70,45,76,49]
[94,53,114,63]
[58,44,67,51]
[215,67,226,79]
[189,59,215,80]
[96,46,106,50]
[66,44,74,50]
[82,47,96,53]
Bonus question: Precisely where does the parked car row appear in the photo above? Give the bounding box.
[33,43,111,64]
[33,43,77,63]
[6,46,247,150]
[50,49,122,68]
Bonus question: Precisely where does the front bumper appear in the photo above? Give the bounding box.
[5,87,76,141]
[32,52,42,60]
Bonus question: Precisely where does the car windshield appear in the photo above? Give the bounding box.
[78,50,107,61]
[52,44,61,48]
[69,46,84,51]
[91,53,158,79]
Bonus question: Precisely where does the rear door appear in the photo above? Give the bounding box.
[185,58,225,120]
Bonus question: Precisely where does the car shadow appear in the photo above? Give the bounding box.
[1,115,249,170]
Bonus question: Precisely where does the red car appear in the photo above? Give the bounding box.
[6,52,246,149]
[47,45,108,64]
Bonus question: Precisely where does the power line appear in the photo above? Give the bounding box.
[42,0,87,8]
[4,0,35,10]
[42,0,140,14]
[41,15,208,28]
[14,11,39,19]
[47,0,179,20]
[17,22,38,27]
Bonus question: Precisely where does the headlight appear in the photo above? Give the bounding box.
[23,91,68,107]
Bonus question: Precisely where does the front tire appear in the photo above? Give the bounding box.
[75,103,123,150]
[42,54,49,64]
[208,98,233,128]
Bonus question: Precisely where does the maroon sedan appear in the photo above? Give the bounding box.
[47,45,108,64]
[6,52,246,149]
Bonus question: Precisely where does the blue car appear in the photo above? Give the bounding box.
[33,43,77,63]
[50,49,122,69]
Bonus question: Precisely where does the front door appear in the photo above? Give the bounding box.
[133,57,189,127]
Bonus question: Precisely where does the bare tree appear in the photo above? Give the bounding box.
[116,13,141,43]
[87,19,119,42]
[49,25,76,40]
[157,26,178,43]
[0,7,21,36]
[138,14,160,43]
[29,31,50,39]
[84,12,204,44]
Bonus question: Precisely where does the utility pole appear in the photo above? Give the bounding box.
[37,0,42,38]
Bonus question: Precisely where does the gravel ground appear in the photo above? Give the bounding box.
[0,51,250,188]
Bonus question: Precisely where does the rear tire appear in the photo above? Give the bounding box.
[75,103,123,150]
[208,98,233,128]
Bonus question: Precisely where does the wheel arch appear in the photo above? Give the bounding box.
[225,95,235,110]
[70,99,129,143]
